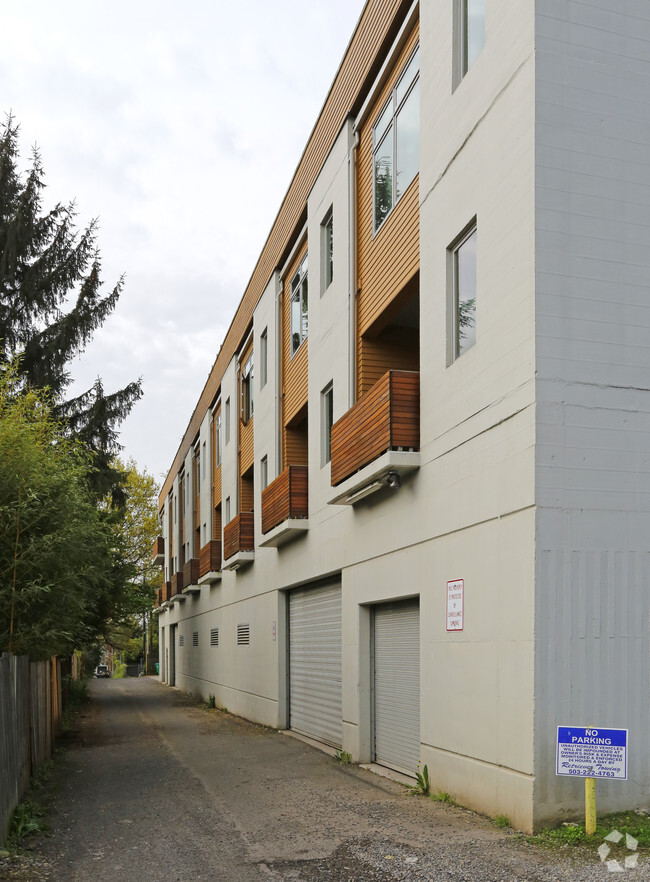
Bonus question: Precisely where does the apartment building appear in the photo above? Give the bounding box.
[154,0,650,832]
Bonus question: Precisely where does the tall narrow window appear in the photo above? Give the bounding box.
[225,398,231,444]
[260,455,268,490]
[225,496,231,523]
[457,0,485,83]
[321,382,334,466]
[321,209,333,293]
[215,413,222,465]
[290,254,308,356]
[202,442,206,480]
[449,224,477,361]
[260,328,268,388]
[241,353,254,423]
[373,46,419,233]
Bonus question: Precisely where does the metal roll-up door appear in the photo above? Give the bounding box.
[289,581,342,747]
[374,600,420,775]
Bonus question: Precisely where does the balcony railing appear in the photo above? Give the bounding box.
[199,540,222,577]
[171,572,184,597]
[224,512,254,561]
[152,536,164,565]
[162,581,172,603]
[261,466,308,534]
[330,370,419,486]
[183,557,200,589]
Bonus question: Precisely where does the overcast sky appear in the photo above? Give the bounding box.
[2,0,366,483]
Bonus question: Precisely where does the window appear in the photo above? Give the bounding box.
[225,496,231,523]
[215,413,222,465]
[260,455,268,490]
[321,209,333,293]
[260,328,268,388]
[225,398,231,444]
[195,449,200,496]
[202,442,206,480]
[373,46,419,233]
[321,382,334,466]
[456,0,485,84]
[290,254,308,356]
[449,223,477,361]
[241,353,254,423]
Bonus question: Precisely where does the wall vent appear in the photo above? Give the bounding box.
[237,624,250,645]
[210,628,219,646]
[192,631,199,647]
[179,634,184,647]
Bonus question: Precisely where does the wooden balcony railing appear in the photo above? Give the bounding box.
[261,466,308,534]
[224,512,254,560]
[156,588,162,607]
[162,581,172,603]
[171,572,184,597]
[331,370,420,486]
[152,536,164,563]
[199,540,222,576]
[183,557,200,587]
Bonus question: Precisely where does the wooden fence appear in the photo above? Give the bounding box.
[0,653,66,844]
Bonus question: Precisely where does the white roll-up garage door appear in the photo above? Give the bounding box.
[289,581,342,747]
[374,600,420,776]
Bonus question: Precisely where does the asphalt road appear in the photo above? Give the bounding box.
[20,678,605,881]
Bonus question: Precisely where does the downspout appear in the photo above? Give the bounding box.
[348,125,360,408]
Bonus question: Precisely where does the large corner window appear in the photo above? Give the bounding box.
[449,223,477,361]
[456,0,485,85]
[241,352,254,423]
[290,254,308,356]
[373,46,420,233]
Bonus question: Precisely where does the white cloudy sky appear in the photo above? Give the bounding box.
[2,0,366,482]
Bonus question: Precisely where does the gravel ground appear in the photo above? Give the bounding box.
[0,679,640,881]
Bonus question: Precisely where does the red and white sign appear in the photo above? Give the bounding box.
[446,579,464,631]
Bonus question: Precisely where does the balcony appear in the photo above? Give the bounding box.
[260,466,309,548]
[182,557,200,595]
[329,370,420,505]
[198,540,222,585]
[170,571,186,602]
[222,512,255,571]
[162,581,172,603]
[152,536,164,566]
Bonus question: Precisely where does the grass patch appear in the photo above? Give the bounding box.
[529,810,650,855]
[408,764,430,796]
[494,814,511,828]
[430,791,457,806]
[334,749,352,765]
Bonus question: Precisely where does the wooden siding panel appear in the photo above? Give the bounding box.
[213,463,222,509]
[356,21,420,390]
[358,325,419,397]
[330,370,419,485]
[224,512,255,559]
[161,0,412,505]
[284,419,309,469]
[212,502,222,542]
[282,240,309,432]
[240,416,255,475]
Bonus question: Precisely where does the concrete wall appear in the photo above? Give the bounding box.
[534,0,650,827]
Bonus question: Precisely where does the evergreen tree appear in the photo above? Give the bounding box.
[0,113,142,500]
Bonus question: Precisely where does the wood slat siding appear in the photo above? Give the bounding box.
[212,504,222,543]
[163,581,172,603]
[179,475,186,548]
[199,539,222,576]
[156,588,162,606]
[284,417,309,469]
[152,536,164,562]
[168,499,174,566]
[193,455,200,541]
[358,325,419,396]
[160,0,411,506]
[282,240,309,449]
[356,22,420,394]
[239,472,254,513]
[224,512,255,560]
[261,465,309,533]
[171,572,184,597]
[240,416,255,475]
[183,557,200,587]
[330,370,419,485]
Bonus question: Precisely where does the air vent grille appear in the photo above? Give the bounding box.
[237,624,250,645]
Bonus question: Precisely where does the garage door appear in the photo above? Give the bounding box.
[289,581,342,747]
[374,600,420,775]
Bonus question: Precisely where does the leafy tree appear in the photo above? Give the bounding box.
[0,367,129,659]
[0,113,142,501]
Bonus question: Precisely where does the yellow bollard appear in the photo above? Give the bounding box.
[585,777,597,835]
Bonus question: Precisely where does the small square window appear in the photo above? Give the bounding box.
[448,223,477,362]
[321,382,334,467]
[321,209,333,293]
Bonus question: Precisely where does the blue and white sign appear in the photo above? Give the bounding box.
[556,727,628,780]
